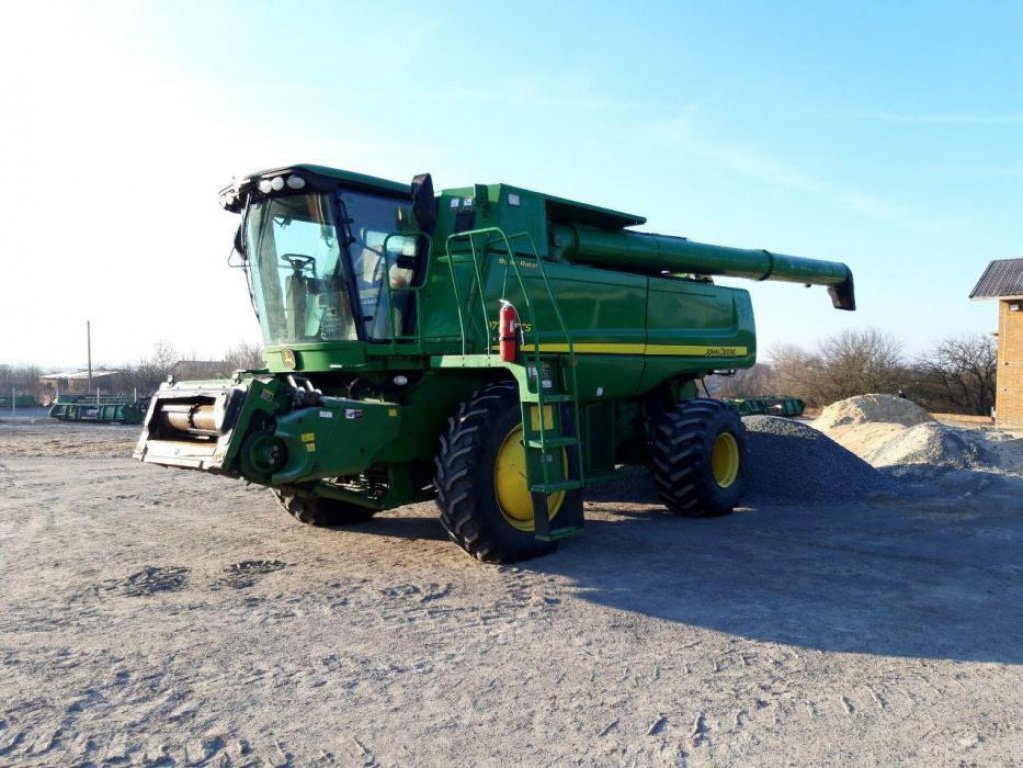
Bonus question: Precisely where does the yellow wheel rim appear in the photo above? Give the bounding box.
[711,432,740,488]
[493,424,566,531]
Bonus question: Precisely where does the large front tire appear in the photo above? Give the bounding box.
[271,488,378,527]
[652,398,747,517]
[434,381,580,563]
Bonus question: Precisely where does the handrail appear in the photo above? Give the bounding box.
[445,228,565,363]
[442,236,470,355]
[443,227,585,489]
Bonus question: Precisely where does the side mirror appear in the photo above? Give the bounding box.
[410,173,437,233]
[383,232,432,288]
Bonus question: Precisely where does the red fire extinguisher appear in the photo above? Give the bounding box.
[499,300,519,363]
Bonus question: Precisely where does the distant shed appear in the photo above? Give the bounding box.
[971,258,1023,428]
[40,369,121,395]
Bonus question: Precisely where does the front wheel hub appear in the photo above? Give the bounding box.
[711,432,740,488]
[493,424,565,531]
[240,430,288,482]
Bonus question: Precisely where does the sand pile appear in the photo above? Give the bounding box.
[815,394,934,431]
[863,422,996,471]
[811,395,1023,479]
[742,416,893,504]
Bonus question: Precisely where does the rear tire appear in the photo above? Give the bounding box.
[271,488,377,527]
[434,380,579,563]
[652,398,747,517]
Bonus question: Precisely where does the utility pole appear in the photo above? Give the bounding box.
[87,320,93,393]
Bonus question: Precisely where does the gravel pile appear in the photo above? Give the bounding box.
[865,421,1000,473]
[815,394,934,431]
[742,415,893,504]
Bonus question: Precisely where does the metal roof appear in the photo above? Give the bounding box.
[41,370,121,380]
[970,258,1023,299]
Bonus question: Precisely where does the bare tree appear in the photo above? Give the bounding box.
[761,330,905,407]
[708,363,777,399]
[0,364,42,396]
[150,340,178,371]
[813,328,905,404]
[913,333,997,415]
[223,341,264,370]
[768,342,825,404]
[121,341,180,395]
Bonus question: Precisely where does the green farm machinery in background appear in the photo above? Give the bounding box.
[135,164,854,562]
[51,395,147,424]
[0,395,38,408]
[725,396,806,418]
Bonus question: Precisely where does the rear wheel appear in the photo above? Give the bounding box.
[271,488,377,527]
[652,398,747,517]
[434,380,579,563]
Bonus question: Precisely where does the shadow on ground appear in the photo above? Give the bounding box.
[351,514,450,543]
[346,470,1023,665]
[550,474,1023,664]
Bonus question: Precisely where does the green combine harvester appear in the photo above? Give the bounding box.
[135,165,854,562]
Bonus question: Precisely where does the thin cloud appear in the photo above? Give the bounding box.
[864,112,1023,125]
[649,113,907,222]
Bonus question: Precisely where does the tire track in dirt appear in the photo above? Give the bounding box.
[5,423,1023,766]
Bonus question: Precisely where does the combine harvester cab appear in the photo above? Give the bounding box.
[136,164,854,562]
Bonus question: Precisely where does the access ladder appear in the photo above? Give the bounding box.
[444,227,586,540]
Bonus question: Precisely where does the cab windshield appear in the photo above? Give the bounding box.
[244,191,419,345]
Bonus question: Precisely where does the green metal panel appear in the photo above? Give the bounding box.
[640,278,756,391]
[0,395,37,407]
[478,255,649,398]
[433,184,551,259]
[270,398,403,484]
[49,401,145,424]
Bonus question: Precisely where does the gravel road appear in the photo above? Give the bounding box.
[2,420,1023,766]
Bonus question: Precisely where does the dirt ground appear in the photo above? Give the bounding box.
[2,418,1023,767]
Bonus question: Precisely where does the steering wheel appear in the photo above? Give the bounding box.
[280,253,316,275]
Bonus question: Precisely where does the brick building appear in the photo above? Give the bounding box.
[970,258,1023,428]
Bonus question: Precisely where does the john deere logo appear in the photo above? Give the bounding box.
[280,348,297,370]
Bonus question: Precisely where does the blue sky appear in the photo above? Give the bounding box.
[1,1,1020,367]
